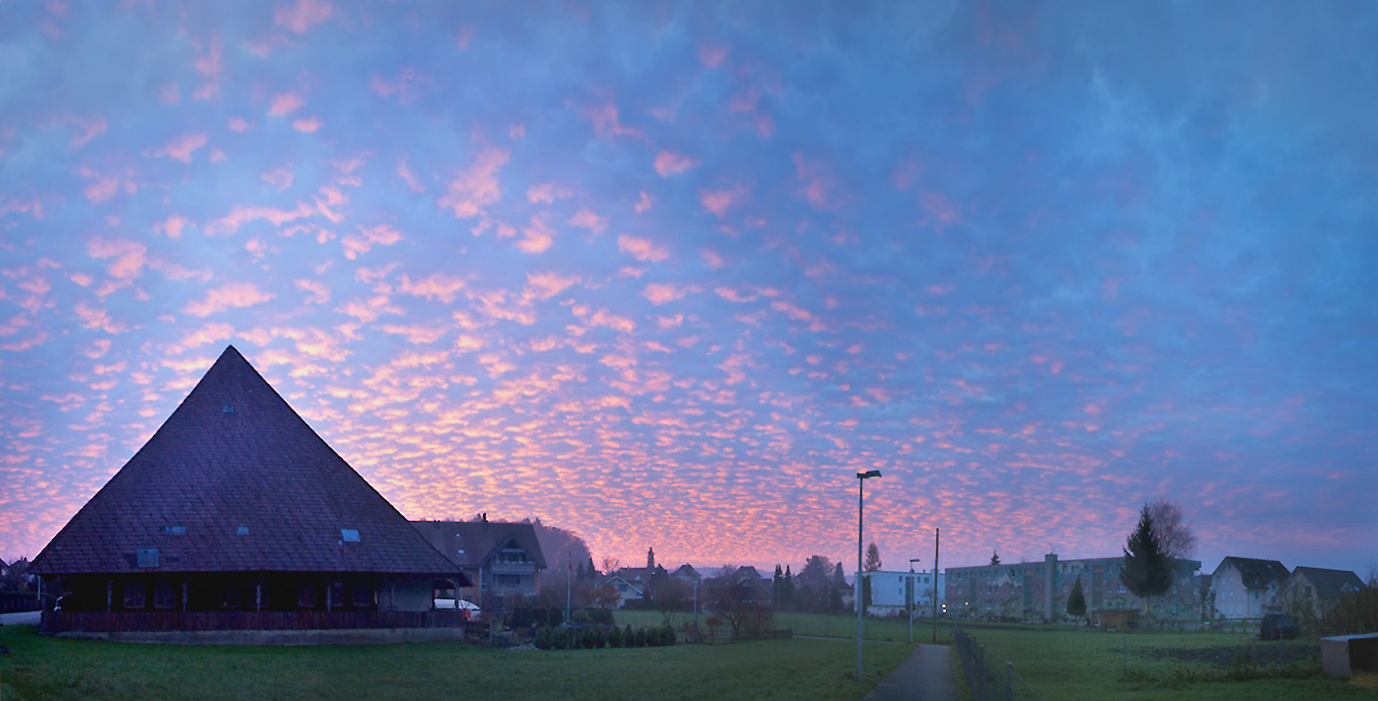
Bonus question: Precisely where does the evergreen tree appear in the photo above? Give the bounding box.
[1067,575,1087,624]
[1121,504,1173,616]
[647,547,655,569]
[990,551,1001,566]
[782,565,795,609]
[772,565,784,607]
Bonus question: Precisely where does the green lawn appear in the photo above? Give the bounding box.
[955,623,1377,700]
[0,624,912,701]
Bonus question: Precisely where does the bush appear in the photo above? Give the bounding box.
[548,607,564,628]
[624,624,634,648]
[608,624,623,648]
[532,608,548,627]
[587,608,615,626]
[663,624,676,646]
[512,607,532,629]
[635,628,647,647]
[534,626,554,650]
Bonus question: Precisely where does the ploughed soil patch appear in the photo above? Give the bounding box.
[1142,643,1318,669]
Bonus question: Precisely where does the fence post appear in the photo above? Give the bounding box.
[978,643,986,700]
[1006,661,1013,701]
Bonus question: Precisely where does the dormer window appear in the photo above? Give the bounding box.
[340,528,360,543]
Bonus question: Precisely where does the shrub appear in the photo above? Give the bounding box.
[532,608,548,627]
[663,624,676,646]
[512,607,532,629]
[609,625,623,647]
[623,624,634,648]
[548,607,564,628]
[534,626,553,650]
[635,627,647,647]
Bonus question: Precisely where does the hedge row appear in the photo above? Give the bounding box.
[534,624,676,650]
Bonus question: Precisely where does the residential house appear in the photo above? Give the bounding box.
[947,553,1201,623]
[602,574,646,608]
[1282,566,1366,624]
[412,517,546,611]
[1209,556,1290,620]
[672,564,703,589]
[30,346,468,637]
[864,570,945,617]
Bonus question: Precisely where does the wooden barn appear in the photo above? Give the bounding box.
[30,346,469,640]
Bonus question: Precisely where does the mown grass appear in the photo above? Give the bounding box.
[0,623,912,701]
[957,623,1375,700]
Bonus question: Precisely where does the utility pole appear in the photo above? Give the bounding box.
[932,528,940,643]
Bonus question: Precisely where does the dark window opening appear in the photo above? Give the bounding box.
[154,579,178,609]
[123,580,146,609]
[297,582,317,609]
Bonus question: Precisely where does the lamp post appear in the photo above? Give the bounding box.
[856,469,881,680]
[908,558,920,644]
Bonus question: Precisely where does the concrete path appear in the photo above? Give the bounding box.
[864,644,958,701]
[0,611,40,626]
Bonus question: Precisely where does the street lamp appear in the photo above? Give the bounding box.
[856,469,881,680]
[908,558,921,644]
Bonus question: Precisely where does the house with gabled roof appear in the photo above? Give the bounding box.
[1208,556,1290,619]
[412,517,546,611]
[30,346,469,639]
[1283,566,1366,623]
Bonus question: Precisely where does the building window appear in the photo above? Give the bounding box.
[220,582,243,609]
[154,579,178,609]
[340,528,361,543]
[123,580,146,609]
[351,582,374,607]
[297,582,317,609]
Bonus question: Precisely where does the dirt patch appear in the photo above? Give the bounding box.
[1142,642,1319,669]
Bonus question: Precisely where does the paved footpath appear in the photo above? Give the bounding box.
[863,644,958,701]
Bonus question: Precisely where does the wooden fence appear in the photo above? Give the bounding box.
[43,609,466,633]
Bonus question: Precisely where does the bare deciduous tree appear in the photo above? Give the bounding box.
[1147,498,1197,561]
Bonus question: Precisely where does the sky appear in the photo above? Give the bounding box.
[1,0,1376,579]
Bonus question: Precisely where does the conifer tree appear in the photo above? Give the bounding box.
[1067,575,1087,624]
[1121,504,1173,617]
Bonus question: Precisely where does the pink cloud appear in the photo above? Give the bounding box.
[643,283,695,305]
[439,147,510,218]
[617,234,669,262]
[369,67,428,103]
[275,0,333,34]
[228,117,251,132]
[296,279,330,304]
[73,302,126,333]
[579,100,641,140]
[184,282,276,317]
[635,191,652,213]
[268,92,305,117]
[517,216,555,253]
[153,133,208,163]
[87,237,147,280]
[399,273,465,302]
[527,183,571,204]
[793,152,840,209]
[342,224,402,260]
[293,117,323,133]
[715,287,757,303]
[920,191,959,231]
[260,164,294,191]
[567,208,607,233]
[77,167,121,203]
[698,44,729,68]
[654,150,697,177]
[396,158,425,192]
[525,271,579,299]
[456,25,475,49]
[700,249,725,269]
[699,186,748,217]
[67,115,107,149]
[207,202,314,235]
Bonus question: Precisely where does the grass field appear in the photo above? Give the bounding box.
[954,623,1378,700]
[0,623,912,701]
[613,609,949,644]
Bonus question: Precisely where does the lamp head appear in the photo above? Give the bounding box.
[856,470,882,480]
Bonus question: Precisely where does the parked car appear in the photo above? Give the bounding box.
[1258,612,1300,640]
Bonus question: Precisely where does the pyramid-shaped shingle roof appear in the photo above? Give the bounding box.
[32,346,463,579]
